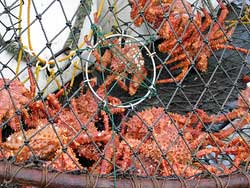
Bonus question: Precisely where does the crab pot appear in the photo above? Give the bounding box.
[0,0,250,187]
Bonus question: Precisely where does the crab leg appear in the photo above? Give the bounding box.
[129,67,147,96]
[99,136,120,174]
[27,66,36,98]
[99,74,129,94]
[156,54,187,69]
[93,49,112,72]
[156,60,190,83]
[213,115,250,139]
[200,8,212,32]
[212,44,250,54]
[208,0,229,39]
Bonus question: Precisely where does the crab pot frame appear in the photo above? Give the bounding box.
[0,0,250,188]
[0,162,250,188]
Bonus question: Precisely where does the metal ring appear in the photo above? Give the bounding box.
[247,82,250,88]
[85,33,156,109]
[23,47,35,56]
[47,62,56,74]
[23,48,48,71]
[35,60,48,71]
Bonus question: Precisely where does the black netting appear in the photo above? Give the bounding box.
[0,0,250,187]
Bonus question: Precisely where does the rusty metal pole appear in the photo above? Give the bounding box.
[0,162,249,188]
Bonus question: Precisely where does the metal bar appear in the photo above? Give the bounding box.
[0,162,249,188]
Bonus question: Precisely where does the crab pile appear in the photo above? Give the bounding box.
[0,78,125,172]
[87,102,250,177]
[0,79,31,135]
[0,1,250,185]
[129,0,249,83]
[0,78,249,177]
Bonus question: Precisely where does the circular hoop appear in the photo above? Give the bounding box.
[85,33,156,109]
[35,60,48,71]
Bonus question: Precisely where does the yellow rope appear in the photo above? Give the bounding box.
[67,0,105,92]
[16,47,23,75]
[69,60,79,90]
[35,65,41,81]
[27,0,33,54]
[21,0,105,93]
[26,0,105,66]
[226,21,250,29]
[113,0,118,27]
[55,78,61,89]
[226,21,250,24]
[16,0,23,75]
[46,69,53,94]
[46,68,61,92]
[22,76,30,84]
[226,7,250,28]
[52,50,76,64]
[97,0,104,19]
[27,0,46,64]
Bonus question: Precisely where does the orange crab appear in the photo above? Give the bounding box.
[130,0,249,83]
[0,79,33,143]
[95,101,250,176]
[1,126,63,162]
[92,38,147,96]
[0,78,124,172]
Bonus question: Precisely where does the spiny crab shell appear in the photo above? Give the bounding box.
[1,126,65,162]
[121,107,203,176]
[93,38,147,96]
[129,0,249,84]
[0,79,31,133]
[110,38,145,73]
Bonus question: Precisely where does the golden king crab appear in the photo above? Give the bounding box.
[129,0,249,83]
[92,38,147,96]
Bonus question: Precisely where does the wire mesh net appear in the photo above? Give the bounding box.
[0,0,250,187]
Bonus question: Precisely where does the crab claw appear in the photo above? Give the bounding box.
[129,67,147,96]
